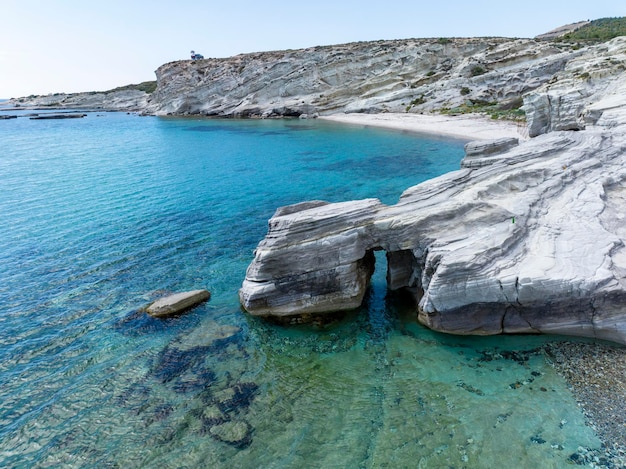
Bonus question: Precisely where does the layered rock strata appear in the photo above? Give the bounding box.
[144,37,578,117]
[4,89,149,112]
[240,38,626,344]
[6,37,621,122]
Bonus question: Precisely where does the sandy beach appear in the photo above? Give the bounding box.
[320,112,529,141]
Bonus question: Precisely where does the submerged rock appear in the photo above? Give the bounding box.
[29,113,87,120]
[146,289,210,318]
[240,40,626,345]
[209,421,253,448]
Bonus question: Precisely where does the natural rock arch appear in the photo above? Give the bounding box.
[240,127,626,345]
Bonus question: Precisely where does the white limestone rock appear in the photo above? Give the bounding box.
[144,38,572,117]
[524,37,626,137]
[5,89,149,111]
[462,137,520,167]
[146,290,210,318]
[8,37,623,124]
[240,56,626,344]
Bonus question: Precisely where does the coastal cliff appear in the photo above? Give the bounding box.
[8,32,626,343]
[144,37,576,117]
[240,37,626,345]
[6,35,619,122]
[3,84,153,111]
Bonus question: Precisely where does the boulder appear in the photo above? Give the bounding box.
[462,137,519,167]
[146,290,210,318]
[209,421,253,448]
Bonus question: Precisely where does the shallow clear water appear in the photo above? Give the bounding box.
[0,111,600,468]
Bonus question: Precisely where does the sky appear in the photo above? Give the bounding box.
[0,0,623,98]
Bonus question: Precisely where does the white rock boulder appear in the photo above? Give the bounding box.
[147,290,210,318]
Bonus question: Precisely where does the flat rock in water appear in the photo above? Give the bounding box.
[29,113,87,120]
[146,290,210,318]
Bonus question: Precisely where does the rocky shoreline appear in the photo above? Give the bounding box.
[543,341,626,467]
[4,31,626,465]
[240,37,626,345]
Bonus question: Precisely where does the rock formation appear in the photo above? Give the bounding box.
[240,37,626,345]
[6,36,621,123]
[4,89,149,112]
[143,37,579,117]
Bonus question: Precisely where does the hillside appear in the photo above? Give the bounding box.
[4,81,156,111]
[4,21,626,119]
[558,17,626,42]
[143,37,580,118]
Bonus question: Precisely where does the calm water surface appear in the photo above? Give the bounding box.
[0,111,600,467]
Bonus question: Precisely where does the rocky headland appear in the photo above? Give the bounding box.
[3,85,152,112]
[8,33,626,346]
[239,37,626,346]
[6,29,626,462]
[142,36,584,118]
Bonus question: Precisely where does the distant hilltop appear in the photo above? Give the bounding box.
[4,16,626,117]
[535,21,591,40]
[3,82,156,112]
[536,17,626,42]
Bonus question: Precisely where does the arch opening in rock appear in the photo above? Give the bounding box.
[359,247,424,313]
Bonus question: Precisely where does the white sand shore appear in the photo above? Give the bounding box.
[320,112,529,141]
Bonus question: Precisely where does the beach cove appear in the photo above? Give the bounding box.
[3,26,626,467]
[2,109,624,467]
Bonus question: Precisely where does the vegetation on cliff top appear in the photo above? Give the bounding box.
[105,81,157,94]
[558,17,626,43]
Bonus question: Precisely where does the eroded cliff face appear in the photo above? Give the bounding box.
[4,89,149,111]
[144,37,576,117]
[240,37,626,345]
[7,36,619,121]
[524,38,626,136]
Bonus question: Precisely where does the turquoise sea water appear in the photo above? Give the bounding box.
[0,110,602,468]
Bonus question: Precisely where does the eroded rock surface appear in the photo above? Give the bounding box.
[144,37,578,117]
[240,38,626,344]
[4,89,149,112]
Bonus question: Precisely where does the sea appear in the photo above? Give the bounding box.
[0,109,602,468]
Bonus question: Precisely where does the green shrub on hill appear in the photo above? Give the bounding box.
[440,97,526,122]
[105,81,157,94]
[559,17,626,43]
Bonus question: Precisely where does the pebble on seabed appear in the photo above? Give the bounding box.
[543,341,626,468]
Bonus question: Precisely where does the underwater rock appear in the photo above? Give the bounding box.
[152,345,211,383]
[29,113,87,120]
[146,289,210,318]
[214,382,259,413]
[209,421,253,449]
[171,367,216,394]
[174,321,241,351]
[200,405,228,427]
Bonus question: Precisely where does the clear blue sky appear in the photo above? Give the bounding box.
[1,0,623,98]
